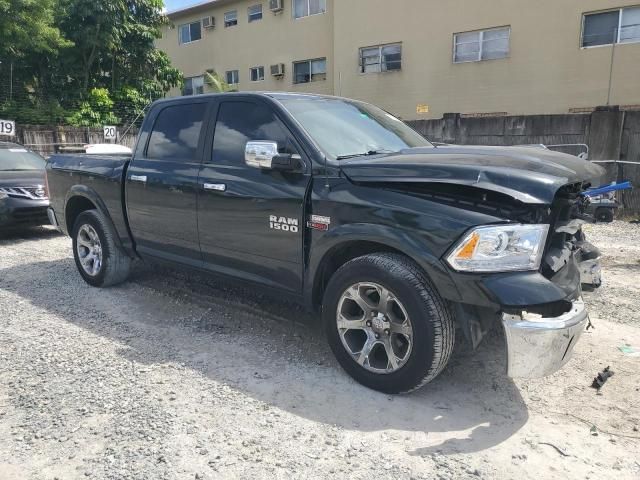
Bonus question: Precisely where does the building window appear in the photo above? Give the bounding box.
[293,0,326,19]
[582,7,640,47]
[359,43,402,73]
[179,21,202,44]
[250,66,265,82]
[224,10,238,27]
[226,70,239,85]
[453,26,510,63]
[248,4,263,22]
[293,58,326,83]
[183,76,205,96]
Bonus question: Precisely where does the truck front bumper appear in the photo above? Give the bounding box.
[502,298,588,378]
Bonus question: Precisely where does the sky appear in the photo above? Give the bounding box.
[164,0,203,12]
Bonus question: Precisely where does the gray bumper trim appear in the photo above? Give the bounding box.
[502,298,588,378]
[47,207,60,230]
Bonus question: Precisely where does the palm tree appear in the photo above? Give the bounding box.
[204,71,234,93]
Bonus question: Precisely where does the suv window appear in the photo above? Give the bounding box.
[147,103,207,161]
[212,101,292,166]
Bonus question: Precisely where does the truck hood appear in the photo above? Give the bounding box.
[340,145,604,204]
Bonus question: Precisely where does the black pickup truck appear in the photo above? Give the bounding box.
[46,93,604,393]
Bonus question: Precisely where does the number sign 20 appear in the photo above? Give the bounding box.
[103,126,117,140]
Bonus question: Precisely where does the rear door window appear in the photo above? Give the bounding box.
[147,103,207,161]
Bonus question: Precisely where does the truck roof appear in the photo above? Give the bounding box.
[152,91,348,107]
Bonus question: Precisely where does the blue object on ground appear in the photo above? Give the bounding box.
[583,181,633,197]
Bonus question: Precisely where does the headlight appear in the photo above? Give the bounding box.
[446,224,549,272]
[0,192,8,200]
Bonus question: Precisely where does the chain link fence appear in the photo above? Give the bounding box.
[0,58,151,155]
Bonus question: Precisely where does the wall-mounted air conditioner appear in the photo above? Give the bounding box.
[271,63,285,77]
[202,16,215,29]
[269,0,283,13]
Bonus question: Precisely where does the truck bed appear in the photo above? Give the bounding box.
[46,154,133,251]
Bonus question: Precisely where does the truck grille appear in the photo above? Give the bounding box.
[0,186,48,200]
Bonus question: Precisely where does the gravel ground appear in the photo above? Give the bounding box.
[0,222,639,480]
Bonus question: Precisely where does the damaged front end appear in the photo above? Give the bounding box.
[542,183,603,290]
[502,183,602,378]
[341,147,604,379]
[502,298,589,377]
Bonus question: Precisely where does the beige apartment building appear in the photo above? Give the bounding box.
[157,0,640,120]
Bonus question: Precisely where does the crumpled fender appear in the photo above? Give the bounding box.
[304,222,462,306]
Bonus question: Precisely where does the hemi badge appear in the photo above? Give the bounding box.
[307,215,331,231]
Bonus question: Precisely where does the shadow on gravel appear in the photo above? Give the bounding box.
[2,258,529,456]
[0,225,61,244]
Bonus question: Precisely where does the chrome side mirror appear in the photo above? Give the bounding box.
[245,141,278,169]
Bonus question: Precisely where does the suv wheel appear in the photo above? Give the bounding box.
[323,253,455,394]
[595,207,614,223]
[72,210,131,287]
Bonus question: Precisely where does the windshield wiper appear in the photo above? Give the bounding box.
[336,149,395,160]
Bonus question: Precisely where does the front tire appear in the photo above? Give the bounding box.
[72,210,131,287]
[323,253,455,394]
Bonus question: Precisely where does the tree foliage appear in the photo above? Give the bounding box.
[0,0,70,59]
[204,71,234,93]
[0,0,182,126]
[67,88,119,127]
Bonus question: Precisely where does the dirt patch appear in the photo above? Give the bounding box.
[0,223,639,480]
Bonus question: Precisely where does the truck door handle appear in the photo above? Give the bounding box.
[203,183,226,192]
[130,175,147,183]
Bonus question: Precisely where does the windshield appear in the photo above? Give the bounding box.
[277,96,432,159]
[0,147,45,171]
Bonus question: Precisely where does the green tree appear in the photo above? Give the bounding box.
[55,0,181,101]
[0,0,69,60]
[67,87,119,127]
[0,0,182,125]
[204,71,234,93]
[0,0,71,124]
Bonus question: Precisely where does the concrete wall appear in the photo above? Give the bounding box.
[408,108,640,162]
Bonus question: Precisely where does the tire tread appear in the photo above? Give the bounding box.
[73,210,131,287]
[324,252,455,393]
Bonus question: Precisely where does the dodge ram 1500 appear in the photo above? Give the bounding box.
[46,93,604,393]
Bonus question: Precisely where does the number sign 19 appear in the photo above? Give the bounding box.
[104,125,117,140]
[0,119,16,136]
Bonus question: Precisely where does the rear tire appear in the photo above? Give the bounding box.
[595,207,614,223]
[72,210,131,287]
[322,253,455,394]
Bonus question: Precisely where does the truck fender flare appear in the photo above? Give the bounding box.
[304,223,462,307]
[64,186,126,252]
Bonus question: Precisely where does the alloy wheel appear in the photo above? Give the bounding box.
[336,282,414,374]
[76,224,103,276]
